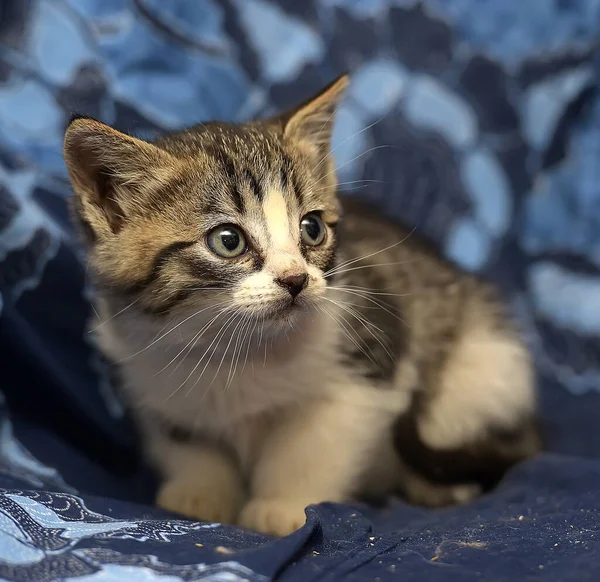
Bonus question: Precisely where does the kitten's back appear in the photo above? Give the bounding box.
[335,196,540,503]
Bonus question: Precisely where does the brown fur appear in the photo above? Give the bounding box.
[64,75,540,537]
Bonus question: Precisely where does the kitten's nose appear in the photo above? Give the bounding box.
[275,273,308,298]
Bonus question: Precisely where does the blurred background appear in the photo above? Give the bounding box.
[0,0,599,494]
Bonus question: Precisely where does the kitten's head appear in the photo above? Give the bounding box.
[64,76,348,333]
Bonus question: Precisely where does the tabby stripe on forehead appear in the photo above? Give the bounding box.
[218,153,246,214]
[281,155,303,205]
[243,168,262,202]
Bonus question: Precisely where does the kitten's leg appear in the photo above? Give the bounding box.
[395,321,540,506]
[238,388,399,537]
[149,431,245,524]
[420,323,537,451]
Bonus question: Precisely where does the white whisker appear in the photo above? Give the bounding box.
[87,297,141,333]
[121,300,229,362]
[225,314,251,391]
[312,112,389,174]
[313,144,393,188]
[324,226,417,278]
[241,317,258,378]
[317,304,376,366]
[322,295,395,362]
[206,313,248,393]
[312,178,386,194]
[159,308,230,377]
[332,284,411,298]
[185,311,241,395]
[330,287,409,328]
[325,259,417,279]
[165,311,239,400]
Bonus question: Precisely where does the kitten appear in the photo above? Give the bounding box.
[63,75,540,537]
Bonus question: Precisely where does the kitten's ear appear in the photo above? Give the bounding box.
[281,74,349,154]
[64,116,180,242]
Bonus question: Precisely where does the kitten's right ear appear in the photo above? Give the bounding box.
[280,74,349,155]
[64,116,180,243]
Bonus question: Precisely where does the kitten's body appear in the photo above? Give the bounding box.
[64,76,540,537]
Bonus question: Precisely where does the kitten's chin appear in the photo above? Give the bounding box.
[251,297,318,330]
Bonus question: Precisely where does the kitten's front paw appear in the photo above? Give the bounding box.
[403,476,482,508]
[157,475,242,525]
[238,498,308,537]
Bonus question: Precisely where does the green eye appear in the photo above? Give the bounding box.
[300,213,326,246]
[206,225,247,258]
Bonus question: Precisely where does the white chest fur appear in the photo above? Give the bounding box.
[95,306,401,474]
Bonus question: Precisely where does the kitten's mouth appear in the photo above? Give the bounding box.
[236,294,318,325]
[263,296,313,320]
[272,298,304,315]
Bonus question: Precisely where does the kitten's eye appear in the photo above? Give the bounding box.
[206,225,247,258]
[300,213,326,246]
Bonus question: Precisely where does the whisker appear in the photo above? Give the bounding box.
[325,259,417,279]
[87,297,141,333]
[313,144,394,188]
[173,313,238,403]
[205,313,248,393]
[241,317,258,378]
[174,311,240,398]
[312,107,339,157]
[181,287,230,292]
[323,296,387,336]
[312,179,386,194]
[330,298,395,361]
[331,284,411,298]
[159,308,230,377]
[121,300,229,361]
[313,112,390,174]
[90,302,101,320]
[317,303,376,366]
[330,287,410,328]
[262,314,269,367]
[231,314,256,389]
[225,314,251,390]
[324,226,417,277]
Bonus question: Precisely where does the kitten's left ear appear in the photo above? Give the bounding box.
[281,74,349,154]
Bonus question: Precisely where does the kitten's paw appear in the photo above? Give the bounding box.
[404,477,482,508]
[157,475,243,525]
[447,483,482,505]
[238,498,308,537]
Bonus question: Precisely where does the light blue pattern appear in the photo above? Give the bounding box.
[522,66,594,152]
[322,0,394,19]
[234,0,325,83]
[446,217,491,271]
[141,0,230,51]
[0,400,75,494]
[30,1,98,85]
[0,491,263,582]
[349,59,408,117]
[460,148,511,237]
[404,76,477,149]
[521,98,600,267]
[529,262,600,337]
[330,102,371,181]
[429,0,600,66]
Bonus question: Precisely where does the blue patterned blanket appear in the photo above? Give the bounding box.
[0,1,599,580]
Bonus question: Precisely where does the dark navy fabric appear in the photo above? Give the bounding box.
[0,1,599,580]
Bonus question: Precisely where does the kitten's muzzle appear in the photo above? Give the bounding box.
[274,273,308,299]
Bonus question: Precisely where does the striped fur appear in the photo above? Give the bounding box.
[64,75,540,537]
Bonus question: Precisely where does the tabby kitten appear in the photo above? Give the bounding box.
[64,75,540,537]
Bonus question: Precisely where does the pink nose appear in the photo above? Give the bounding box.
[275,273,308,298]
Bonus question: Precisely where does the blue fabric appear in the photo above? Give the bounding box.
[0,1,599,580]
